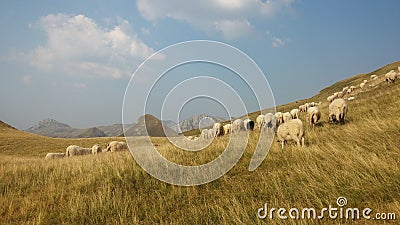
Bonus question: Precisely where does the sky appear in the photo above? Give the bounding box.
[1,0,400,129]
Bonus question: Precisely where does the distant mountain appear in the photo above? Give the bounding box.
[25,118,77,138]
[25,118,134,138]
[172,114,226,133]
[123,114,179,137]
[161,120,178,131]
[76,127,106,138]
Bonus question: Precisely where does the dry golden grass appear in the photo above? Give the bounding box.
[1,62,400,224]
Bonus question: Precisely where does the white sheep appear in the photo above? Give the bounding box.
[105,141,128,152]
[282,112,292,123]
[328,98,348,125]
[201,129,209,139]
[91,144,102,154]
[66,145,92,157]
[304,103,310,112]
[363,79,368,83]
[370,74,378,80]
[213,122,224,136]
[337,91,345,98]
[327,95,335,103]
[256,115,265,130]
[263,113,276,131]
[385,70,398,83]
[307,106,321,128]
[223,124,232,135]
[276,119,305,149]
[347,96,355,101]
[243,119,255,131]
[208,128,215,138]
[232,119,244,134]
[45,153,66,159]
[360,82,366,89]
[275,112,284,124]
[299,104,307,112]
[290,108,299,119]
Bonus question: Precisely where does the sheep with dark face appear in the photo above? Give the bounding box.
[243,119,254,131]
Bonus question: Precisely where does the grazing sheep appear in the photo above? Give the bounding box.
[348,96,355,101]
[350,86,357,91]
[363,79,368,83]
[370,74,378,80]
[256,115,265,130]
[243,119,255,131]
[328,98,348,125]
[201,129,209,139]
[337,91,345,98]
[263,113,276,131]
[45,153,65,159]
[213,122,224,137]
[232,119,244,134]
[304,103,310,112]
[360,82,366,89]
[275,112,284,124]
[208,128,215,138]
[223,124,232,135]
[307,107,321,128]
[385,70,398,83]
[105,141,128,152]
[66,145,92,157]
[276,119,305,149]
[91,144,102,154]
[346,88,352,94]
[342,87,349,92]
[327,95,335,103]
[299,104,307,112]
[282,112,292,123]
[290,108,299,119]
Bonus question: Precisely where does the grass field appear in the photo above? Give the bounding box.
[1,61,400,224]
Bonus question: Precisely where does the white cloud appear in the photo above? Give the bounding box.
[272,37,285,48]
[214,19,254,40]
[136,0,294,39]
[23,13,154,79]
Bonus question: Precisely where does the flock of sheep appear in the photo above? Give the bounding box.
[45,66,400,157]
[45,141,128,159]
[196,67,400,149]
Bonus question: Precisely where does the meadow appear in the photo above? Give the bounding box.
[1,62,400,224]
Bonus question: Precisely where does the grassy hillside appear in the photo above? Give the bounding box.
[1,61,400,224]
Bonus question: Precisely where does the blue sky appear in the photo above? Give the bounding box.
[1,0,400,129]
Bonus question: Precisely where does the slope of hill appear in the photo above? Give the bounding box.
[0,61,400,224]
